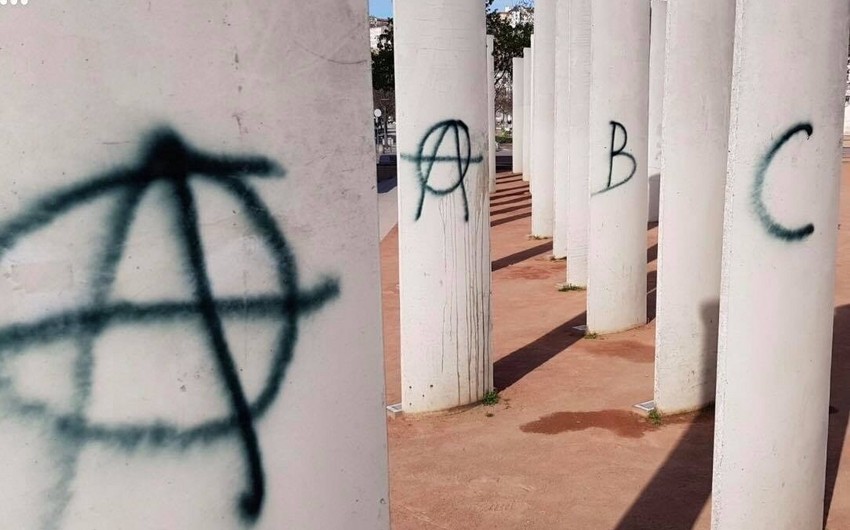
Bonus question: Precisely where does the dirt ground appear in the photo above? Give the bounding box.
[381,163,850,530]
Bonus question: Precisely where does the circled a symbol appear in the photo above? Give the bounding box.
[401,119,483,222]
[0,127,339,526]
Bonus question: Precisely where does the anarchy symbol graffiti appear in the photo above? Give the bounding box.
[401,119,484,222]
[0,127,339,527]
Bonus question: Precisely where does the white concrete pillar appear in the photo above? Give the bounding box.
[531,1,556,237]
[522,48,533,182]
[653,0,735,414]
[512,57,525,175]
[552,0,571,259]
[712,1,850,528]
[528,37,536,188]
[845,103,850,135]
[647,0,666,223]
[487,35,497,193]
[566,0,592,287]
[0,2,389,529]
[395,0,492,413]
[587,0,650,334]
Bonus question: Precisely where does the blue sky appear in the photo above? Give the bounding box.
[368,0,529,18]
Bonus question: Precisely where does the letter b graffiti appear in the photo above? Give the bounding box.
[594,120,636,196]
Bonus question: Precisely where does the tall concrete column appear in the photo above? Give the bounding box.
[712,1,850,527]
[531,0,556,236]
[647,0,666,223]
[566,0,592,287]
[587,0,650,334]
[512,57,525,175]
[653,0,735,414]
[552,0,571,259]
[395,0,492,413]
[487,35,497,193]
[528,37,536,188]
[0,2,389,528]
[522,47,533,182]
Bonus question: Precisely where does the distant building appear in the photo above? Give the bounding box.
[369,16,390,29]
[370,17,391,50]
[370,27,384,49]
[498,5,533,27]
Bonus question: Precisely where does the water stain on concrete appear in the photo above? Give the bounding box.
[500,266,551,280]
[521,409,712,438]
[584,340,654,363]
[521,410,656,438]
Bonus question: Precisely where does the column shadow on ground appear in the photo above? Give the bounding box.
[824,304,850,526]
[613,408,715,530]
[646,270,657,323]
[496,174,524,184]
[492,241,552,272]
[492,212,531,228]
[493,180,526,190]
[490,188,530,201]
[647,244,658,264]
[616,300,850,529]
[494,313,587,391]
[491,202,532,216]
[491,195,530,208]
[614,300,720,529]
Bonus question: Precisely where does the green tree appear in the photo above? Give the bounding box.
[486,0,534,85]
[371,19,395,92]
[370,3,534,128]
[372,20,396,139]
[486,1,533,130]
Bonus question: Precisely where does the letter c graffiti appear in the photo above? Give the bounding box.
[752,122,815,242]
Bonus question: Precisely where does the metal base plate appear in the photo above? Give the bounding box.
[633,400,656,413]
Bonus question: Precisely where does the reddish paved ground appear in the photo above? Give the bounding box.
[382,164,850,529]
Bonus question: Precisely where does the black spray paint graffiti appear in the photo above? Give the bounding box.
[752,122,815,242]
[593,121,636,196]
[400,119,483,221]
[0,127,339,527]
